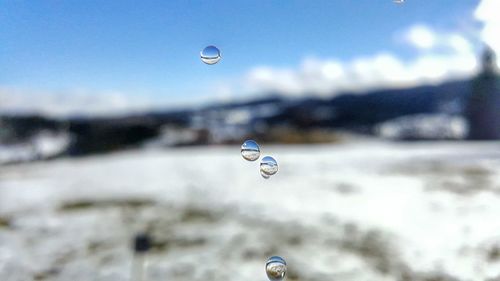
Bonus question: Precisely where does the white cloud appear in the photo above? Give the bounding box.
[403,24,473,54]
[0,87,158,117]
[238,49,477,98]
[228,18,481,99]
[404,24,437,50]
[475,0,500,65]
[447,34,473,54]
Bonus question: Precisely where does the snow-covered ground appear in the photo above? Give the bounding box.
[1,141,500,281]
[0,131,71,165]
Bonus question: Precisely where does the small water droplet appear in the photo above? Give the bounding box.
[241,140,260,161]
[260,156,278,176]
[394,0,404,3]
[266,256,286,281]
[260,169,271,179]
[200,45,221,65]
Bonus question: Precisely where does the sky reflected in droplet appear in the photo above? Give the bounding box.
[241,140,260,161]
[200,45,221,65]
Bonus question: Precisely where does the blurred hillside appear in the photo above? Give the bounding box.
[1,49,499,165]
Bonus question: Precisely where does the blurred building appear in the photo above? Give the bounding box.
[466,47,500,140]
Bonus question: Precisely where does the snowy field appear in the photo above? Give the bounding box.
[1,142,500,281]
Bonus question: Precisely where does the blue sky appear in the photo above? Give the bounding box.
[0,0,490,115]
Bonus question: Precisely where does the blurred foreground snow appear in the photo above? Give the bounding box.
[1,142,500,281]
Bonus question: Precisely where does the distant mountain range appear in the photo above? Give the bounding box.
[0,78,474,158]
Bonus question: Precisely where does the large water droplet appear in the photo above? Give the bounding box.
[266,256,287,281]
[200,45,221,65]
[241,140,260,161]
[260,156,278,176]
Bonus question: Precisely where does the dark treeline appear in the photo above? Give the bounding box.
[0,78,476,156]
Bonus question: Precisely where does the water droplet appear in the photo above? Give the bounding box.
[260,156,278,176]
[200,45,221,65]
[241,140,260,161]
[266,256,287,281]
[260,169,271,179]
[394,0,404,3]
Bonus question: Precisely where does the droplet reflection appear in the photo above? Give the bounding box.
[260,169,271,179]
[241,140,260,161]
[266,256,287,281]
[260,156,278,176]
[200,45,221,65]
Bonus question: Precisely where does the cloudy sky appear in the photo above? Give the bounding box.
[0,0,498,116]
